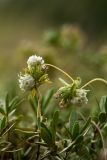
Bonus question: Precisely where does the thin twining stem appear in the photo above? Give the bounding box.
[46,63,74,83]
[81,78,107,89]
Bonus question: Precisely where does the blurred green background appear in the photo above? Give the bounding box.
[0,0,107,101]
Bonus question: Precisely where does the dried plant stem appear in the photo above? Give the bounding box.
[81,78,107,89]
[46,63,74,83]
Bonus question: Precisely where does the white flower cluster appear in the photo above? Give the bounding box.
[55,85,89,107]
[71,89,88,105]
[19,54,47,92]
[19,74,35,91]
[27,55,44,68]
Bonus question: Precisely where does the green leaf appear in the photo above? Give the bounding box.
[100,96,107,113]
[72,121,79,140]
[8,96,19,112]
[0,107,6,116]
[99,112,106,123]
[0,117,22,137]
[9,98,24,113]
[40,122,53,147]
[49,111,59,142]
[43,89,55,109]
[0,116,7,131]
[69,110,77,133]
[80,117,91,134]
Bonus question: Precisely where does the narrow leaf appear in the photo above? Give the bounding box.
[72,121,79,140]
[41,122,53,147]
[43,89,55,109]
[100,96,107,112]
[0,117,7,131]
[69,110,77,133]
[49,111,59,142]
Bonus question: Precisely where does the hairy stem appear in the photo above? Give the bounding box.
[46,63,74,83]
[81,78,107,89]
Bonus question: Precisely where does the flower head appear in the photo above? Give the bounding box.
[27,55,44,68]
[19,74,35,91]
[54,83,89,107]
[19,54,49,92]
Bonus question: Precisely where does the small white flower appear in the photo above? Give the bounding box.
[27,55,44,68]
[19,74,35,91]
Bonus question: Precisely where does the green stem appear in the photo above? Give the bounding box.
[36,87,42,127]
[81,78,107,89]
[46,63,74,83]
[35,87,42,160]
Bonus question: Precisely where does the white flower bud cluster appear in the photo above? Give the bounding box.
[19,54,48,92]
[27,55,44,68]
[19,74,35,91]
[55,85,89,107]
[71,89,88,105]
